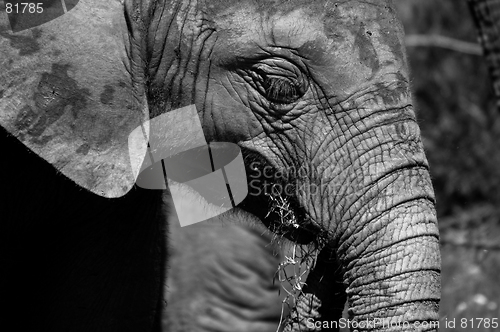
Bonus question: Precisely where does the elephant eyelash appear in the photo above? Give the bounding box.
[243,58,309,107]
[263,77,301,104]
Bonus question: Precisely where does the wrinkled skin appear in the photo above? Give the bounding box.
[0,0,440,332]
[164,196,287,332]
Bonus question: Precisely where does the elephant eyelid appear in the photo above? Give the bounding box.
[263,77,301,103]
[247,62,308,105]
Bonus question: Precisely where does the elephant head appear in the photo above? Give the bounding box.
[0,0,440,331]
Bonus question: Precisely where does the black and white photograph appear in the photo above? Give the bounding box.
[1,0,499,331]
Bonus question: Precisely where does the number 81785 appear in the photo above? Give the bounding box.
[5,2,44,14]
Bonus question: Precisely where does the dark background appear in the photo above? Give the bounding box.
[396,0,500,330]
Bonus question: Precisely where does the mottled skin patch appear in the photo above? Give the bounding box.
[14,63,90,144]
[100,85,115,105]
[377,5,406,65]
[0,28,42,56]
[73,115,114,151]
[375,80,407,105]
[14,106,36,133]
[76,143,91,155]
[354,24,380,75]
[51,49,62,57]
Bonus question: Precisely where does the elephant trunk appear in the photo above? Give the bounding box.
[284,149,441,330]
[287,221,440,331]
[341,200,441,331]
[286,204,440,330]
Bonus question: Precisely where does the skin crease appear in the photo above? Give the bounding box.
[0,0,440,332]
[164,195,288,332]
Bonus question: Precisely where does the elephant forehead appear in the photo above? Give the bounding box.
[211,5,322,50]
[209,0,406,94]
[210,0,404,61]
[210,0,398,37]
[207,0,394,16]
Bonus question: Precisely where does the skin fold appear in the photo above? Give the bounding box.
[0,0,440,331]
[164,195,287,332]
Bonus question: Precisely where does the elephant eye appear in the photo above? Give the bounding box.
[261,75,302,104]
[248,59,308,106]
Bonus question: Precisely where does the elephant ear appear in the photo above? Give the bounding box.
[0,0,149,198]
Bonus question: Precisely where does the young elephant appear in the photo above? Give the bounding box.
[0,0,440,331]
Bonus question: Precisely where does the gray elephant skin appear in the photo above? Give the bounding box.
[0,0,441,332]
[164,197,287,332]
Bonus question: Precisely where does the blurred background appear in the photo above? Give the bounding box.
[395,0,500,330]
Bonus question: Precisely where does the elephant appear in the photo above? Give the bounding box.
[0,0,441,331]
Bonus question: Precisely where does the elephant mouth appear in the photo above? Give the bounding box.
[239,147,322,245]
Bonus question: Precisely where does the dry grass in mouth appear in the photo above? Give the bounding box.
[275,243,319,332]
[265,188,301,231]
[265,187,325,332]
